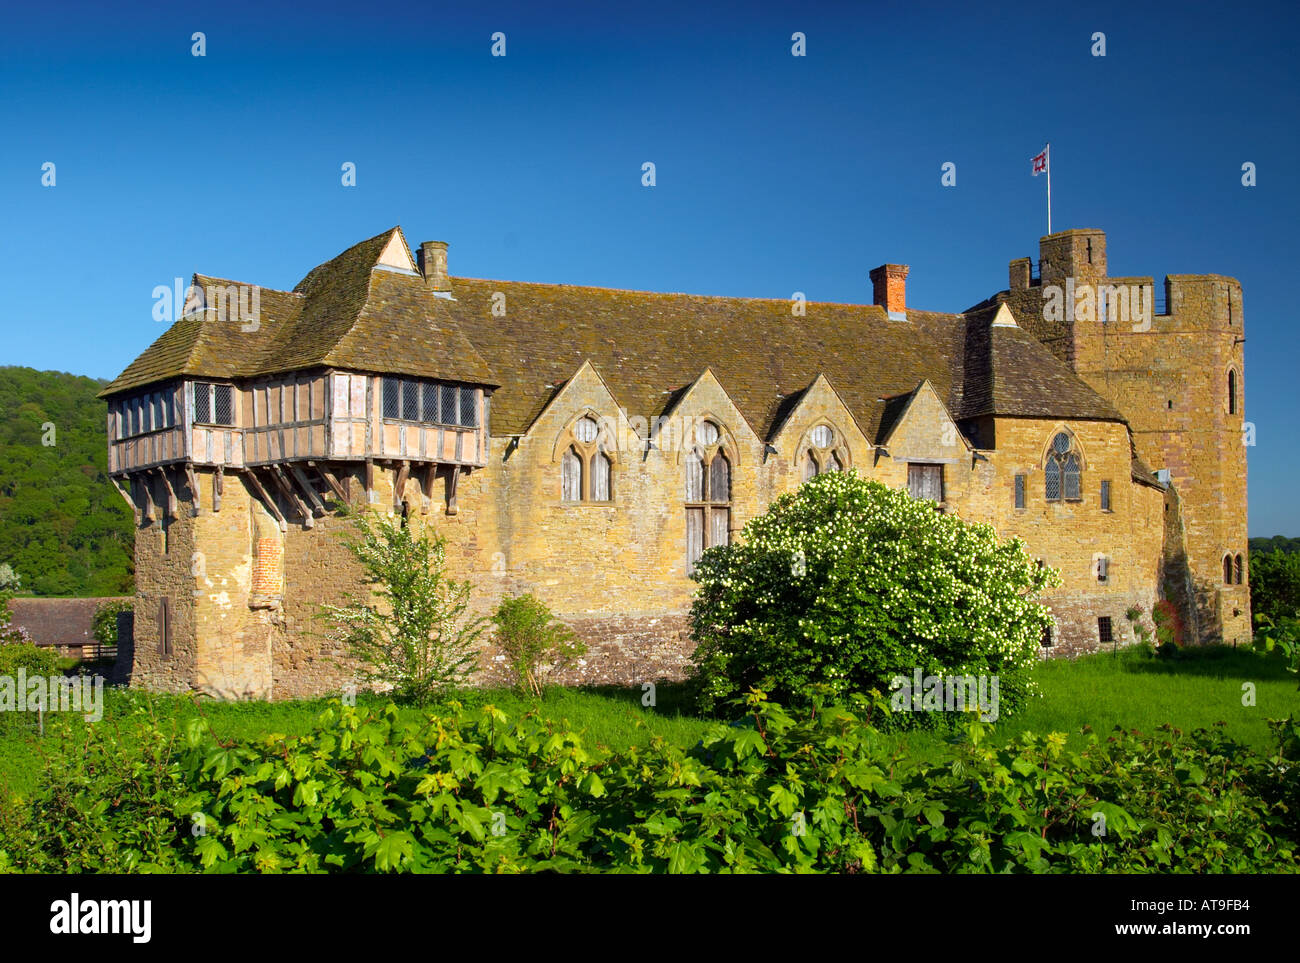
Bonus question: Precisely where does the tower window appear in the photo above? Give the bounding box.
[1100,480,1111,512]
[1234,553,1244,585]
[1224,554,1234,585]
[1228,369,1238,415]
[1096,556,1109,584]
[1041,624,1053,648]
[1014,474,1025,510]
[193,382,235,426]
[1044,431,1083,502]
[382,377,478,428]
[1098,616,1113,645]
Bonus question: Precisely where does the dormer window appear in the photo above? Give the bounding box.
[193,382,235,426]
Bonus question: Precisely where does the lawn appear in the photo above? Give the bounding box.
[1,643,1296,801]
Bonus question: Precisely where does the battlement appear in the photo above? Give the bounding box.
[1008,231,1242,332]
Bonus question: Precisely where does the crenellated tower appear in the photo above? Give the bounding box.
[1001,229,1249,644]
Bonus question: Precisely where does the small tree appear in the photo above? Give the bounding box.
[321,511,485,705]
[491,594,586,697]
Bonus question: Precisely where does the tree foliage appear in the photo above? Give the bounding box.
[0,367,134,596]
[321,511,485,705]
[688,471,1058,718]
[1250,549,1300,624]
[490,594,586,697]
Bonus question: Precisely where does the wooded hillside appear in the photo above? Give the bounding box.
[0,366,133,596]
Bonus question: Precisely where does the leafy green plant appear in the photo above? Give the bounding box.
[1254,612,1300,760]
[320,511,485,706]
[0,640,61,678]
[3,690,1295,874]
[91,599,132,647]
[490,594,586,697]
[688,470,1059,720]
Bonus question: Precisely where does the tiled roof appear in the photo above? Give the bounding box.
[952,305,1125,423]
[446,278,1126,440]
[100,228,495,397]
[6,597,130,647]
[102,227,1130,445]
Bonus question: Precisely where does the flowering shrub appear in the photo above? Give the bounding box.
[688,471,1059,719]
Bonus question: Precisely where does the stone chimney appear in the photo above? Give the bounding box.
[417,241,451,293]
[870,264,909,319]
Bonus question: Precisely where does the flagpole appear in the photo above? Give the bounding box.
[1046,143,1052,235]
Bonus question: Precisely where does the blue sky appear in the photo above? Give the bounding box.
[2,0,1297,534]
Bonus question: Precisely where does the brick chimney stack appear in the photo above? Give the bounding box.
[418,241,451,292]
[870,264,909,317]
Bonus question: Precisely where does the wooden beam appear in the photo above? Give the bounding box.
[110,476,139,523]
[421,463,435,514]
[214,466,224,513]
[290,464,327,514]
[244,469,287,532]
[156,467,178,520]
[394,460,410,513]
[445,465,460,516]
[315,464,348,505]
[269,464,313,528]
[138,474,156,523]
[185,465,202,516]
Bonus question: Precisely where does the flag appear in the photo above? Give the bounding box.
[1032,145,1049,176]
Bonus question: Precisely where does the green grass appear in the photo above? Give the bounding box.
[1,644,1296,801]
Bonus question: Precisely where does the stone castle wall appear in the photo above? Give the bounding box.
[131,341,1171,699]
[1003,230,1249,644]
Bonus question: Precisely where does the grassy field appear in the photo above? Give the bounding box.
[1,644,1296,800]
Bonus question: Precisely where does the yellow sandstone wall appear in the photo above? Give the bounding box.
[131,369,1172,699]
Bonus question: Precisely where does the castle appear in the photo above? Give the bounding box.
[101,227,1249,699]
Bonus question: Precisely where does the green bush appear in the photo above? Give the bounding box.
[91,599,133,647]
[688,471,1058,719]
[491,594,586,697]
[0,641,61,678]
[2,691,1295,873]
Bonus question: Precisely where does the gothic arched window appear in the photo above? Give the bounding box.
[686,421,732,573]
[1235,553,1244,585]
[1044,431,1083,502]
[801,424,849,481]
[1224,554,1233,585]
[560,415,614,503]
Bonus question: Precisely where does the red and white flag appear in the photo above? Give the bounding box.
[1032,145,1049,176]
